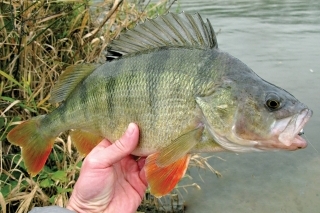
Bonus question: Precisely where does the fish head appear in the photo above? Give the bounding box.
[197,68,312,152]
[232,81,312,151]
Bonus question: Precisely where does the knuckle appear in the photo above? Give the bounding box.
[114,139,127,153]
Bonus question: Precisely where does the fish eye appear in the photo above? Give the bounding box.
[265,93,281,110]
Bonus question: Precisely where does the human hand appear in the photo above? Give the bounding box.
[66,123,147,213]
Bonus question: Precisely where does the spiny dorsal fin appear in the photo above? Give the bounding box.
[107,12,218,60]
[50,64,100,104]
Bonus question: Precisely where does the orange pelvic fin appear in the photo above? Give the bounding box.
[70,130,104,155]
[145,153,191,198]
[7,116,55,176]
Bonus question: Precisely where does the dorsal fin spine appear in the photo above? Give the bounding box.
[187,13,205,46]
[160,15,186,45]
[145,20,172,45]
[206,19,217,48]
[107,12,218,60]
[139,24,165,46]
[148,19,177,45]
[173,14,196,46]
[200,16,210,47]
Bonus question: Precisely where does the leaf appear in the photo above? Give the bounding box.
[7,154,26,170]
[0,117,4,129]
[57,186,72,193]
[0,70,24,88]
[40,179,54,188]
[42,166,54,173]
[51,170,68,182]
[49,195,56,204]
[76,160,83,168]
[1,183,15,198]
[1,96,37,113]
[0,179,28,198]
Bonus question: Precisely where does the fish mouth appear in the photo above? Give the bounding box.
[267,108,313,150]
[279,108,312,148]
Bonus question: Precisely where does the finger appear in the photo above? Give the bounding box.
[137,157,146,170]
[95,139,112,148]
[137,158,148,186]
[85,123,140,168]
[86,139,112,156]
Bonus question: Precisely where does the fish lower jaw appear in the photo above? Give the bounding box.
[279,130,308,150]
[291,135,308,149]
[214,130,307,152]
[273,108,312,149]
[255,135,307,151]
[209,129,308,152]
[278,130,305,147]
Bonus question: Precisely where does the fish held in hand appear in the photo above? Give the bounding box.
[7,12,312,197]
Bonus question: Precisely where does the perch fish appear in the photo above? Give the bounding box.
[7,12,313,197]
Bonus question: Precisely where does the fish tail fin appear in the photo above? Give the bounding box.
[7,115,55,176]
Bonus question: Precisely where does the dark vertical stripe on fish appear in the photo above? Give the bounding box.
[146,49,171,124]
[79,83,90,121]
[105,59,125,126]
[194,50,217,96]
[106,76,116,121]
[57,103,67,123]
[125,70,135,111]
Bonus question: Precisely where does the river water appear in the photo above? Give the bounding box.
[169,0,320,212]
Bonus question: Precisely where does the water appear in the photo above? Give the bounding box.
[170,1,320,212]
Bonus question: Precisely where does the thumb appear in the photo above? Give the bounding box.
[84,123,140,169]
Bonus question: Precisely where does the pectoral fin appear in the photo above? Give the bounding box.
[157,125,203,167]
[145,153,190,198]
[70,130,104,155]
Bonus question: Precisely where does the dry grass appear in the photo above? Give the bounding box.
[0,1,220,212]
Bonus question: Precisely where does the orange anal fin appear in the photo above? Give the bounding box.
[70,130,104,155]
[145,153,191,198]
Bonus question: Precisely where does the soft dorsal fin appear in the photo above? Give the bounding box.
[50,64,99,104]
[107,12,218,60]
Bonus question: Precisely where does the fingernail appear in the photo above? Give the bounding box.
[127,123,135,135]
